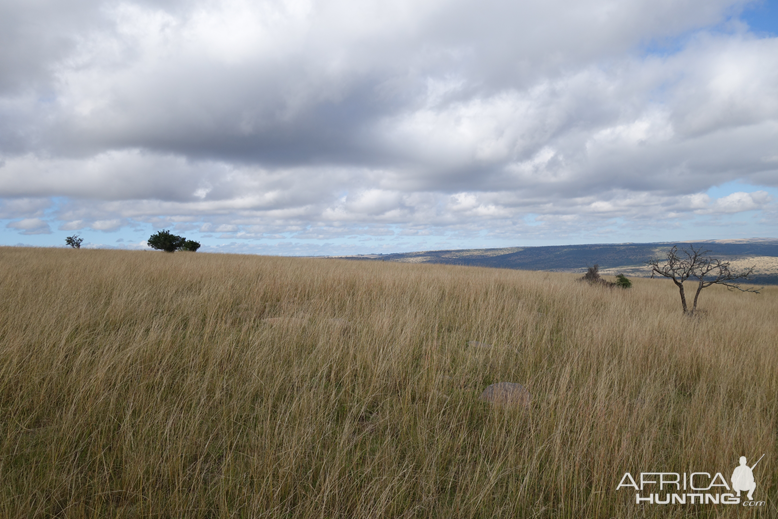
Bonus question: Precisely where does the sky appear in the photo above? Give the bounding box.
[1,0,777,255]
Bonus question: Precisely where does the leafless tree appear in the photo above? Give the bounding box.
[647,245,758,315]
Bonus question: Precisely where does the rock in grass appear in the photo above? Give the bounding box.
[479,382,531,408]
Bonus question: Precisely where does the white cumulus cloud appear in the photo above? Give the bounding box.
[0,0,776,251]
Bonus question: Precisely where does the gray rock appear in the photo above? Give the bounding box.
[479,382,531,408]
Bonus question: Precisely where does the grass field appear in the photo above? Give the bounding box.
[1,247,776,518]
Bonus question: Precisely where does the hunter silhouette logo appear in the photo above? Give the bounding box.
[617,455,766,506]
[732,455,763,502]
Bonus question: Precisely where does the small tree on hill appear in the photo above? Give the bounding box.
[65,234,83,249]
[647,245,758,315]
[147,230,187,253]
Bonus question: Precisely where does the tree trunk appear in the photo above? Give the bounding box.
[692,279,705,314]
[675,281,688,314]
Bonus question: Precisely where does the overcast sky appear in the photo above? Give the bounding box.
[1,0,777,255]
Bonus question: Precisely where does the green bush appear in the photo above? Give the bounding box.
[615,274,632,289]
[180,240,201,252]
[147,230,188,253]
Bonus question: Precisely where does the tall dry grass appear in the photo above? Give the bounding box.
[0,246,776,518]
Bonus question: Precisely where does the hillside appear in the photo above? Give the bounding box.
[1,247,776,518]
[343,239,778,285]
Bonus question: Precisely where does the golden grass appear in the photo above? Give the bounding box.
[0,246,776,518]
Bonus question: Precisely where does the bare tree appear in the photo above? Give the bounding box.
[647,245,758,315]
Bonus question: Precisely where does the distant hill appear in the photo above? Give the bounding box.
[341,239,778,285]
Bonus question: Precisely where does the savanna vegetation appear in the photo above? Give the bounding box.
[0,247,775,518]
[147,230,201,253]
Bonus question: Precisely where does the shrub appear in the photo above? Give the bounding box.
[147,230,187,253]
[583,264,601,282]
[65,235,83,249]
[615,274,632,289]
[147,231,202,253]
[180,240,201,252]
[581,264,617,288]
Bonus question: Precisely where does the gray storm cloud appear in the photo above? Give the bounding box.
[0,0,776,248]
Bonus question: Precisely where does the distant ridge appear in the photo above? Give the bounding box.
[341,239,778,285]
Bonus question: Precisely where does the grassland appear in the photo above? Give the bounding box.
[1,247,776,518]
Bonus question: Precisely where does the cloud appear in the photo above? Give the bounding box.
[709,190,772,213]
[91,219,125,231]
[7,218,52,235]
[0,0,776,252]
[59,220,86,231]
[0,197,51,219]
